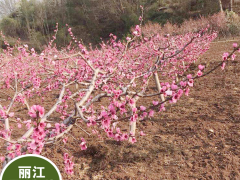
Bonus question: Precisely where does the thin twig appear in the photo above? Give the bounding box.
[74,123,91,136]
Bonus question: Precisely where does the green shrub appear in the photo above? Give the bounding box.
[226,10,240,36]
[55,27,71,47]
[0,17,19,37]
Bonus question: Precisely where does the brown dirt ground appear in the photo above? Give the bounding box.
[1,38,240,180]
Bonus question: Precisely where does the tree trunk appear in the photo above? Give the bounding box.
[153,72,165,102]
[219,0,223,12]
[230,0,233,11]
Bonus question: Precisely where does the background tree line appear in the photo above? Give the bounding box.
[0,0,236,51]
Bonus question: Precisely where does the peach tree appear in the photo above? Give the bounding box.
[0,8,238,175]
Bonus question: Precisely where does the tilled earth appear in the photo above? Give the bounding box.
[1,39,240,180]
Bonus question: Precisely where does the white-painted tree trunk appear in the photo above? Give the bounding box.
[154,72,165,101]
[219,0,223,12]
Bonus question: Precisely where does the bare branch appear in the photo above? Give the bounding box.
[19,84,66,141]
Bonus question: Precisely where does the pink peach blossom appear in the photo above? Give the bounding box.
[140,131,146,136]
[198,64,205,70]
[140,106,146,111]
[28,105,45,118]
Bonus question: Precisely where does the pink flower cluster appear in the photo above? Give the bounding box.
[52,123,66,135]
[28,122,46,154]
[133,25,141,37]
[6,144,22,159]
[0,109,6,119]
[197,64,205,77]
[0,109,14,119]
[221,43,238,70]
[105,126,129,142]
[79,138,87,150]
[64,153,74,175]
[28,105,45,119]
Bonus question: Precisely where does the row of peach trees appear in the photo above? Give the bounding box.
[0,7,239,175]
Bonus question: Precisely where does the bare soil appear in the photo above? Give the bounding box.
[2,39,240,180]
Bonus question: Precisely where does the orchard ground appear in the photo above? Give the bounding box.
[1,38,240,180]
